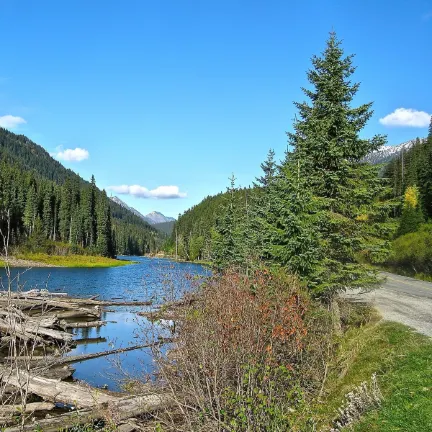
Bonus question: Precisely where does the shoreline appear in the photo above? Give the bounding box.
[0,254,135,268]
[0,256,59,268]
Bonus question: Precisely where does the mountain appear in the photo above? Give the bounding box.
[0,127,161,255]
[364,138,425,165]
[109,197,175,234]
[110,196,149,221]
[144,211,176,225]
[153,221,175,235]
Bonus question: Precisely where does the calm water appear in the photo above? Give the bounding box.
[0,257,210,391]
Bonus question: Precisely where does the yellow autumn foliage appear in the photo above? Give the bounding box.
[403,186,420,209]
[356,214,369,222]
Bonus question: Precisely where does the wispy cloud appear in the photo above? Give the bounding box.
[0,114,26,129]
[52,146,90,162]
[422,11,432,21]
[108,185,187,199]
[379,108,431,127]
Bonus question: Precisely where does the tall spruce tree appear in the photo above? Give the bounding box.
[213,175,243,269]
[274,32,390,296]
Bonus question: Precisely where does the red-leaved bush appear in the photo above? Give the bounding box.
[153,269,332,431]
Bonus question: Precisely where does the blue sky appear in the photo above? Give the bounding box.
[0,0,431,218]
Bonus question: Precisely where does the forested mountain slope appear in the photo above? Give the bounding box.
[385,136,432,219]
[0,127,161,256]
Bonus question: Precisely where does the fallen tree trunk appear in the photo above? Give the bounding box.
[0,320,46,345]
[53,309,100,320]
[5,394,173,432]
[0,401,55,415]
[51,339,172,366]
[0,365,118,407]
[61,320,111,329]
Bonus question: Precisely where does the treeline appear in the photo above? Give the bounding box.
[171,33,399,296]
[0,162,158,256]
[0,128,160,257]
[385,131,432,219]
[170,191,251,261]
[383,125,432,275]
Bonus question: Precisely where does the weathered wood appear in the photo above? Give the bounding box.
[0,365,118,408]
[0,320,46,345]
[0,318,72,343]
[5,394,173,432]
[0,310,59,330]
[0,298,100,317]
[20,323,72,342]
[0,401,55,415]
[61,320,111,329]
[53,309,100,320]
[38,365,75,380]
[50,339,172,366]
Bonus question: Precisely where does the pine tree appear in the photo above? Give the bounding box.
[42,187,54,239]
[273,32,389,296]
[96,191,115,257]
[255,149,277,188]
[213,175,242,269]
[23,185,37,236]
[397,186,424,236]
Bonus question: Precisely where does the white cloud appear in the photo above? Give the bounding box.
[0,115,26,129]
[423,11,432,21]
[379,108,431,127]
[108,184,187,199]
[53,147,89,162]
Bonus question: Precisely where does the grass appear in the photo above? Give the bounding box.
[14,252,135,268]
[314,319,432,431]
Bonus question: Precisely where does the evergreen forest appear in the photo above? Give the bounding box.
[0,128,161,257]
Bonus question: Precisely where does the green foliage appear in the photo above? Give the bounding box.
[173,33,395,294]
[385,119,432,219]
[258,32,393,296]
[386,224,432,274]
[397,185,424,236]
[223,363,306,431]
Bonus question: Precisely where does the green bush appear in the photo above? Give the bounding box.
[386,224,432,274]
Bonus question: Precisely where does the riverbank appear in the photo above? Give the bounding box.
[147,253,213,267]
[0,254,135,268]
[313,319,432,431]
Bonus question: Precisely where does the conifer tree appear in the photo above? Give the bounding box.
[273,32,389,296]
[397,186,424,236]
[23,185,37,236]
[213,175,242,268]
[42,187,54,239]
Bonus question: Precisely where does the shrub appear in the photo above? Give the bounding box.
[386,223,432,275]
[153,269,332,431]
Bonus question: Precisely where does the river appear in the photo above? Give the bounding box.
[0,257,210,391]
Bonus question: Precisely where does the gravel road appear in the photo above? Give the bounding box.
[344,272,432,337]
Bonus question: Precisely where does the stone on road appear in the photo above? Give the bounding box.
[344,272,432,337]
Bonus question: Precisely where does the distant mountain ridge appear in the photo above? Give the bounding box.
[145,211,176,225]
[110,197,175,226]
[364,138,426,165]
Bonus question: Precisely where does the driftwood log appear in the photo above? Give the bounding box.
[0,401,55,415]
[0,364,118,407]
[4,394,173,431]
